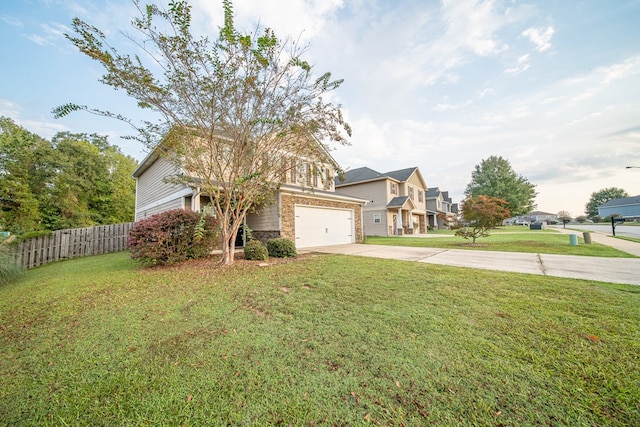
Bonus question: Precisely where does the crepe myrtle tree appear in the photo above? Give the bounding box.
[54,0,351,265]
[455,195,510,244]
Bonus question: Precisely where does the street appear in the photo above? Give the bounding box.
[551,223,640,238]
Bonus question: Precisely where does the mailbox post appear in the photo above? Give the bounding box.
[611,217,625,236]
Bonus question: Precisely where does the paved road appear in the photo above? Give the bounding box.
[555,223,640,238]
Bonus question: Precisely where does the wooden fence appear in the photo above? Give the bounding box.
[13,223,133,269]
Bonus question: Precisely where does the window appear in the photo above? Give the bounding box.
[324,169,333,190]
[373,213,381,224]
[290,159,297,183]
[390,182,397,195]
[418,190,423,203]
[408,186,414,200]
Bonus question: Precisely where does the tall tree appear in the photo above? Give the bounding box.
[55,0,351,265]
[455,195,510,244]
[584,187,629,219]
[0,118,136,234]
[0,117,52,234]
[465,155,537,217]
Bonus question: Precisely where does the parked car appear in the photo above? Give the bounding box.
[514,219,529,226]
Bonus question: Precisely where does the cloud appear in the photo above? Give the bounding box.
[1,15,23,27]
[522,26,554,52]
[504,54,531,74]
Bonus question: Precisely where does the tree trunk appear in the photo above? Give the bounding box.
[219,227,239,266]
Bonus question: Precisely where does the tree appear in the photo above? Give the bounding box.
[557,210,572,228]
[455,195,510,244]
[464,155,537,217]
[0,118,137,234]
[0,117,51,234]
[55,0,351,265]
[584,187,629,219]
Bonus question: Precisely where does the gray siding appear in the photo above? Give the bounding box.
[247,198,280,231]
[135,157,189,221]
[362,209,389,236]
[337,180,388,209]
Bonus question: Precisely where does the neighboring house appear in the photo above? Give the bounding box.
[527,211,558,224]
[132,138,366,249]
[334,166,428,236]
[598,195,640,219]
[426,187,457,229]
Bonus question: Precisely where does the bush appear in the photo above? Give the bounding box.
[244,239,268,261]
[267,238,297,258]
[128,209,219,266]
[0,244,23,285]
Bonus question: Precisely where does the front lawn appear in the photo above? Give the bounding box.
[1,252,639,425]
[367,231,636,257]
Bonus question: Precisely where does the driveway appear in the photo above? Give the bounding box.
[308,244,640,286]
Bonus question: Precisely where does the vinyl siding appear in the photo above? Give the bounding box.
[246,198,281,231]
[362,209,389,236]
[336,180,389,208]
[135,157,189,221]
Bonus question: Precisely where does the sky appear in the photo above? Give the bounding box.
[1,0,640,217]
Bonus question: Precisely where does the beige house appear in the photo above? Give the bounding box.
[335,167,428,236]
[132,138,365,249]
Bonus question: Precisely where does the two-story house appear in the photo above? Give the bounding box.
[132,135,366,249]
[426,187,457,229]
[334,166,428,236]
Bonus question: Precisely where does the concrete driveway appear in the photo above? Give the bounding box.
[307,244,640,286]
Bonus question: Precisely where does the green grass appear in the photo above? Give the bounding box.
[616,236,640,244]
[367,230,636,257]
[1,252,639,425]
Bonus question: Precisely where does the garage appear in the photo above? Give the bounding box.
[294,206,355,248]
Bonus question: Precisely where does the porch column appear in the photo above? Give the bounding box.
[397,208,403,234]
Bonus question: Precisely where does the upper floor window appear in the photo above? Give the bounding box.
[324,169,333,190]
[408,186,414,200]
[390,182,397,195]
[418,190,423,203]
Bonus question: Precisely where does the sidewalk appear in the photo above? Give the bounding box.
[309,240,640,286]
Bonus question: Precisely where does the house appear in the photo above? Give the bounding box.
[598,195,640,219]
[132,136,366,249]
[334,166,428,236]
[426,187,457,229]
[527,211,558,224]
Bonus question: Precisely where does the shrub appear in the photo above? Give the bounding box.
[128,209,219,266]
[244,239,268,261]
[267,238,297,258]
[0,244,23,285]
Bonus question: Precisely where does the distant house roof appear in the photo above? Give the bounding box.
[529,211,556,216]
[426,187,440,198]
[336,166,423,187]
[599,195,640,208]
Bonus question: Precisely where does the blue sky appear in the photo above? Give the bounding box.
[1,0,639,217]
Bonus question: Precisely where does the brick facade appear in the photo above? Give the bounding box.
[280,193,364,243]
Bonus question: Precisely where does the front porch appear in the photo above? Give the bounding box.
[387,196,427,236]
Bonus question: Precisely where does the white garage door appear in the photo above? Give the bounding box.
[294,206,354,248]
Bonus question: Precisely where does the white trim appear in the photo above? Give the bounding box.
[136,187,193,214]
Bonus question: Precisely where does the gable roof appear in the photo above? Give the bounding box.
[385,167,417,182]
[387,196,416,210]
[336,166,425,188]
[599,195,640,208]
[337,167,387,185]
[133,128,340,179]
